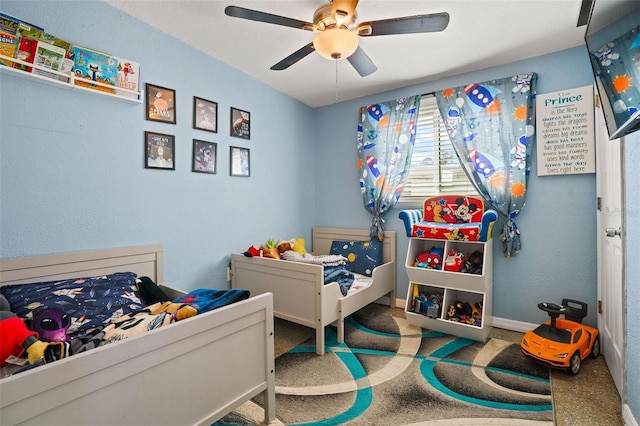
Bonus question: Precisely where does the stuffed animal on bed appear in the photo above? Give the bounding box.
[260,238,280,259]
[292,238,306,254]
[102,301,197,343]
[276,239,295,254]
[0,294,70,367]
[31,307,71,342]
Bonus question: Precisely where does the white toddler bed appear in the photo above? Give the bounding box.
[0,244,275,426]
[231,227,396,355]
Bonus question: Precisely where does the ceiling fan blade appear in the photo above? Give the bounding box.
[347,46,377,77]
[225,5,315,31]
[359,12,450,36]
[331,0,359,25]
[270,42,316,71]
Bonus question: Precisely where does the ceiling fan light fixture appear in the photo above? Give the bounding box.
[313,28,359,60]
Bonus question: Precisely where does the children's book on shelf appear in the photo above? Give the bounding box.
[13,36,38,72]
[13,19,43,71]
[39,32,74,81]
[32,40,66,80]
[0,13,19,67]
[113,56,140,99]
[72,45,117,94]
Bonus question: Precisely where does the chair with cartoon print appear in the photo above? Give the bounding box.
[398,195,497,242]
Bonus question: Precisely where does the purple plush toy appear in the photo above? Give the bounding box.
[32,308,70,342]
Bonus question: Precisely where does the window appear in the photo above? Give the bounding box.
[400,94,477,203]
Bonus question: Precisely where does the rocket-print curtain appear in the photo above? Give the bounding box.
[435,73,537,258]
[357,96,420,240]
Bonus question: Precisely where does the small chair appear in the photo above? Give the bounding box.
[398,195,497,242]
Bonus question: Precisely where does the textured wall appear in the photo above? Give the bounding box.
[0,1,316,290]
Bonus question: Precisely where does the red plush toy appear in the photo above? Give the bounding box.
[0,294,69,367]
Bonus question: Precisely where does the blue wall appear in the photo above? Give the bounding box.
[0,1,316,290]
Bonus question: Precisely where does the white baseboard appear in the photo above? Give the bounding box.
[490,316,539,333]
[624,404,639,426]
[394,298,538,333]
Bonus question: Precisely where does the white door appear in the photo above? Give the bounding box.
[595,95,625,396]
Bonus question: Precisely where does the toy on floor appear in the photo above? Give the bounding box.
[520,298,600,375]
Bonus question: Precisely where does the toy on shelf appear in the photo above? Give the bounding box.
[464,250,484,274]
[471,302,483,324]
[415,246,444,269]
[444,249,466,272]
[411,289,443,319]
[520,299,600,375]
[446,300,482,327]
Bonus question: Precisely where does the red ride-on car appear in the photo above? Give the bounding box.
[520,299,600,375]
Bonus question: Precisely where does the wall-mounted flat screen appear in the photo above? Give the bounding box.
[585,0,640,140]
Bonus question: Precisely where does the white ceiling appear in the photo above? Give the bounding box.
[105,0,624,108]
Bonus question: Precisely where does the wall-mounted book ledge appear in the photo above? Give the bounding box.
[0,53,142,104]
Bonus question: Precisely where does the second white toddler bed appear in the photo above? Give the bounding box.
[231,227,396,355]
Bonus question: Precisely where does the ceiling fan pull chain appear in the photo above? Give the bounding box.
[335,59,339,102]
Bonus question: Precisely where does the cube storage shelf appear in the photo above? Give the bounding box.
[404,237,493,341]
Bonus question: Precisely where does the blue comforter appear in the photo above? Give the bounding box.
[324,265,354,296]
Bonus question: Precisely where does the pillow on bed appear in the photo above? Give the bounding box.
[329,239,383,276]
[0,272,145,339]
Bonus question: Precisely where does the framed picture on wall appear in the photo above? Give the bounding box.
[146,83,176,124]
[192,139,217,174]
[230,146,250,177]
[230,107,250,140]
[145,131,175,170]
[193,96,217,133]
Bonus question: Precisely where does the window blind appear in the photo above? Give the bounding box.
[401,94,477,201]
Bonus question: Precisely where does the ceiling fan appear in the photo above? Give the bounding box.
[224,0,449,77]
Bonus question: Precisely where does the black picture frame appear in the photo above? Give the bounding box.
[230,146,250,177]
[193,96,218,133]
[145,131,175,170]
[146,83,176,124]
[192,139,217,174]
[230,107,250,140]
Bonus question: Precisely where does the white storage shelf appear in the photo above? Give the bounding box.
[404,237,493,341]
[0,54,141,103]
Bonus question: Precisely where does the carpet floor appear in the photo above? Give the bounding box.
[216,303,554,425]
